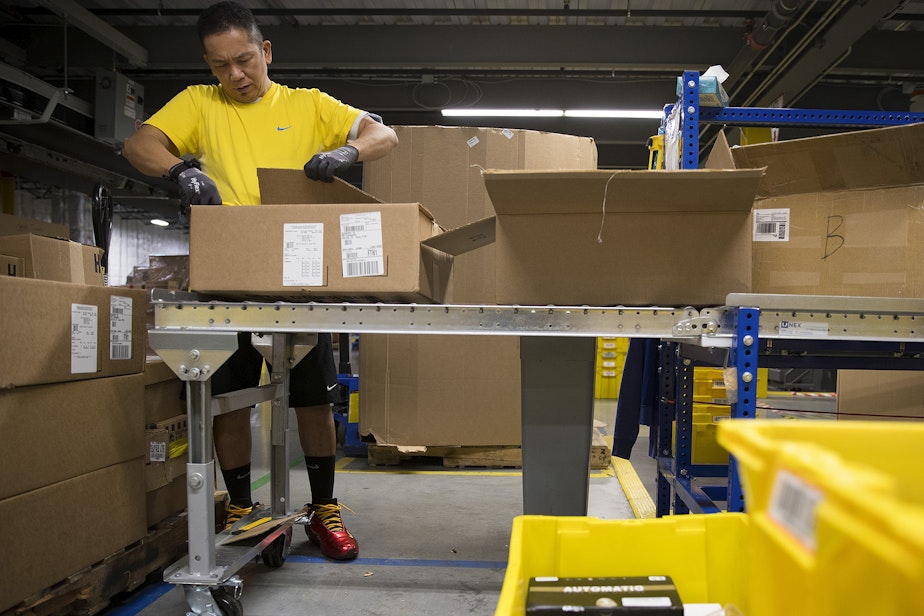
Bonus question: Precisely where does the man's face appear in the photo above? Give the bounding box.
[203,27,272,103]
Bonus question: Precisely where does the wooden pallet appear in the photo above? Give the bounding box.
[3,514,188,616]
[367,428,613,470]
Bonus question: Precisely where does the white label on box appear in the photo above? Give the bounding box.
[501,128,515,139]
[768,468,823,551]
[149,441,167,463]
[340,212,385,278]
[283,223,324,286]
[466,136,480,148]
[110,296,133,360]
[71,303,98,373]
[779,320,829,337]
[753,208,790,241]
[623,597,673,607]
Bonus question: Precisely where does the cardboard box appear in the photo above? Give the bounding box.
[0,233,104,285]
[145,413,188,491]
[1,253,24,277]
[0,277,146,388]
[0,374,145,500]
[146,474,187,528]
[427,168,762,306]
[189,169,452,302]
[360,127,598,447]
[837,370,924,421]
[730,123,924,297]
[144,357,184,424]
[0,212,69,239]
[0,459,147,612]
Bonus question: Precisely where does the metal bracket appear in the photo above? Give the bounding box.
[671,315,720,337]
[251,332,318,368]
[148,330,238,381]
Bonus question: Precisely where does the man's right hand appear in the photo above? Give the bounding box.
[168,160,222,205]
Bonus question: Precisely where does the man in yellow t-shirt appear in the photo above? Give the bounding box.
[123,1,398,561]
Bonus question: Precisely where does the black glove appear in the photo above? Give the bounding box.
[167,160,222,205]
[304,145,359,183]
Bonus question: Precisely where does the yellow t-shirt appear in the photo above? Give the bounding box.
[144,82,363,205]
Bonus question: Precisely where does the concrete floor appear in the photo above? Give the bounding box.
[102,399,640,616]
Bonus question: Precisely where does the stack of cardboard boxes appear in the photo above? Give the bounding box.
[0,214,153,612]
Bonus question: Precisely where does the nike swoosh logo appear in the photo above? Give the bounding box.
[234,473,250,480]
[276,125,291,131]
[326,383,339,391]
[306,464,320,470]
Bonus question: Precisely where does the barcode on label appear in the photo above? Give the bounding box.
[343,225,365,233]
[346,261,380,277]
[150,441,167,463]
[755,222,787,239]
[111,343,131,359]
[768,469,823,551]
[112,307,124,315]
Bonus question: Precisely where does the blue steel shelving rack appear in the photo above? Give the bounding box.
[654,72,924,517]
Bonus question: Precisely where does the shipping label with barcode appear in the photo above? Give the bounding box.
[340,212,384,278]
[753,208,790,241]
[768,468,823,551]
[110,296,133,360]
[149,441,167,463]
[283,223,324,286]
[71,303,98,374]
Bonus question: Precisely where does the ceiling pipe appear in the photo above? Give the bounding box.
[724,0,811,92]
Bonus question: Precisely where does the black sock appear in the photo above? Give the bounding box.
[220,463,253,508]
[305,455,336,504]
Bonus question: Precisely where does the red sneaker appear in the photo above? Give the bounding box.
[307,498,358,561]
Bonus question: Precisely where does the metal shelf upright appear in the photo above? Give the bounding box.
[655,74,924,515]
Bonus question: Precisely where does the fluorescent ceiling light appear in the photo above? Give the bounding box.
[564,109,664,119]
[441,108,564,117]
[150,218,170,227]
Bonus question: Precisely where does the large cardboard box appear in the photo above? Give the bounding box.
[428,168,762,306]
[0,277,146,388]
[0,459,147,612]
[837,370,924,421]
[0,233,104,285]
[189,169,452,302]
[0,212,69,239]
[0,374,144,500]
[360,127,598,447]
[730,123,924,297]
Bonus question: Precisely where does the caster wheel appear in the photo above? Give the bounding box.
[261,526,292,568]
[211,587,243,616]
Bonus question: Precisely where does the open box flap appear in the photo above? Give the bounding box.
[258,169,382,205]
[422,216,495,256]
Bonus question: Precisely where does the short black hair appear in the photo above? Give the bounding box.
[197,1,263,47]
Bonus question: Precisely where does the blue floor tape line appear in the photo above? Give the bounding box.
[104,582,174,615]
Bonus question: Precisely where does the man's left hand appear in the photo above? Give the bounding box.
[304,145,359,182]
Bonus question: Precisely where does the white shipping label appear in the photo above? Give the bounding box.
[753,208,790,241]
[149,441,167,463]
[71,303,98,374]
[341,212,385,278]
[466,136,480,148]
[283,223,324,286]
[501,128,515,139]
[779,320,829,337]
[768,468,823,551]
[110,296,133,360]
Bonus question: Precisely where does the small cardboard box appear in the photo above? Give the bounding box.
[730,123,924,297]
[189,170,452,302]
[0,212,69,239]
[0,374,145,500]
[426,168,763,306]
[0,459,146,613]
[0,233,103,285]
[837,370,924,421]
[1,253,24,277]
[0,277,146,388]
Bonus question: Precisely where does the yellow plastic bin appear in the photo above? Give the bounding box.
[717,420,924,616]
[496,513,752,615]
